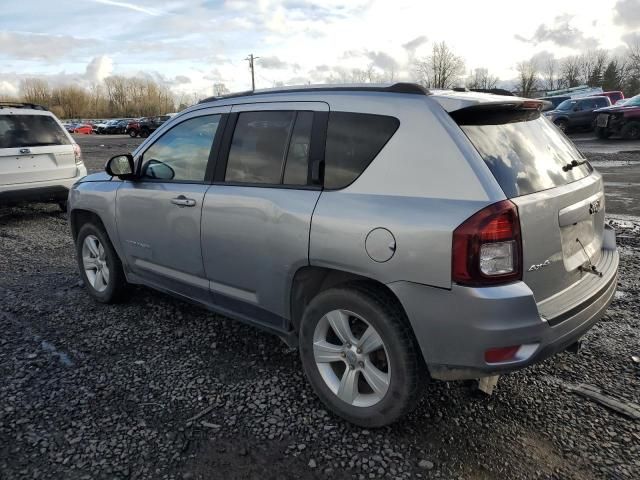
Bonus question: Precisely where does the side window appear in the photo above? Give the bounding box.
[283,111,313,185]
[324,112,399,190]
[225,111,295,184]
[141,114,220,182]
[597,98,608,107]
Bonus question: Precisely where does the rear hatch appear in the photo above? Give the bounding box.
[0,112,76,185]
[451,105,610,311]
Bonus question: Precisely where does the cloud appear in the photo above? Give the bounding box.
[91,0,164,16]
[516,15,599,49]
[0,80,19,96]
[0,32,83,60]
[614,0,640,28]
[258,56,289,69]
[365,51,398,71]
[402,35,428,53]
[174,75,191,84]
[85,56,113,83]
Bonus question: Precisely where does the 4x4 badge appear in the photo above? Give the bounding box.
[589,199,601,215]
[528,259,551,272]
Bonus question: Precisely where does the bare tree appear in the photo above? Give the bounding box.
[213,83,230,96]
[541,57,559,92]
[19,78,50,106]
[560,56,581,88]
[466,68,499,89]
[516,60,539,97]
[415,41,465,88]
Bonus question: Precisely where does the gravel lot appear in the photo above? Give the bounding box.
[1,134,639,479]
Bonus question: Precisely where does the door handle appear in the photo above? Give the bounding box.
[170,195,196,207]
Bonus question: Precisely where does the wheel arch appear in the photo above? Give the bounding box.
[70,208,108,241]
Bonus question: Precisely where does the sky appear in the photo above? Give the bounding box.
[1,0,639,98]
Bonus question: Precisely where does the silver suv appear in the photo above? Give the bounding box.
[68,84,618,427]
[1,102,87,210]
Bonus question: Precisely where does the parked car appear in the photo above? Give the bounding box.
[64,122,79,133]
[598,91,624,104]
[125,118,145,137]
[104,119,131,135]
[72,124,94,134]
[594,94,640,139]
[138,115,171,137]
[544,95,611,132]
[94,120,110,134]
[68,84,618,427]
[537,95,570,109]
[1,102,87,211]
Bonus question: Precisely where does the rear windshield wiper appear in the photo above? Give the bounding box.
[562,159,588,172]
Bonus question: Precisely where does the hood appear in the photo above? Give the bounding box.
[78,171,112,183]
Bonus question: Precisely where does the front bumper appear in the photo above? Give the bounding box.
[390,241,619,381]
[0,165,87,206]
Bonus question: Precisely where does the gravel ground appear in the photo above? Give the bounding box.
[0,137,639,479]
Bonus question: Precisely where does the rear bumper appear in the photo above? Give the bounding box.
[390,242,619,381]
[0,165,87,205]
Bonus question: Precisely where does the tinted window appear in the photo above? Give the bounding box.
[596,97,609,107]
[556,100,575,111]
[283,112,313,185]
[142,115,220,182]
[0,115,70,149]
[454,110,591,198]
[324,112,399,189]
[225,111,295,184]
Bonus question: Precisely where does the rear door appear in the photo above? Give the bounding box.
[454,107,608,306]
[0,112,76,185]
[201,102,327,328]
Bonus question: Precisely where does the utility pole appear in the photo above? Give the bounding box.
[245,54,260,91]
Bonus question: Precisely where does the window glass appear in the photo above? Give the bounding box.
[0,115,70,148]
[283,111,313,185]
[324,112,399,189]
[225,111,295,184]
[141,114,220,182]
[454,110,591,198]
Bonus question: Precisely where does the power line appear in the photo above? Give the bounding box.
[245,53,260,91]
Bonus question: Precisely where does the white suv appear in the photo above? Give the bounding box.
[0,102,87,210]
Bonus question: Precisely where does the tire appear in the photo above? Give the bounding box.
[555,119,569,133]
[595,127,611,139]
[140,129,150,138]
[129,129,138,138]
[621,121,640,140]
[299,285,423,427]
[58,201,67,212]
[75,222,128,303]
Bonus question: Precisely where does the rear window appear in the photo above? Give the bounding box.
[324,112,399,189]
[0,114,70,149]
[453,109,592,198]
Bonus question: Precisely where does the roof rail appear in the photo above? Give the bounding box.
[198,82,430,104]
[0,101,48,111]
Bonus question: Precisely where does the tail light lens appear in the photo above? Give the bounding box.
[452,200,522,286]
[73,143,83,164]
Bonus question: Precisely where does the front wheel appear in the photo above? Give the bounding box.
[75,223,128,303]
[555,119,569,133]
[299,285,423,427]
[129,129,138,138]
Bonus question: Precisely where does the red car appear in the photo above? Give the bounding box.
[598,91,624,104]
[72,124,94,134]
[594,94,640,139]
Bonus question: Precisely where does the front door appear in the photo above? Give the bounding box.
[201,102,328,328]
[116,107,228,301]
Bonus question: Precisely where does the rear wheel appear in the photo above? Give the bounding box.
[555,119,568,133]
[595,127,611,139]
[75,223,128,303]
[129,129,138,138]
[140,129,150,138]
[621,121,640,140]
[299,285,423,427]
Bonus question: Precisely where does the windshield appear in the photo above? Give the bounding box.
[556,99,576,111]
[452,109,592,198]
[625,95,640,107]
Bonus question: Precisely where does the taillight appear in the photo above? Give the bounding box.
[73,143,83,164]
[452,200,522,286]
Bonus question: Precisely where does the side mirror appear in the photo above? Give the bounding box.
[105,154,136,179]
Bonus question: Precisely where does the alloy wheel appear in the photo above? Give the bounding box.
[82,235,110,292]
[312,309,390,407]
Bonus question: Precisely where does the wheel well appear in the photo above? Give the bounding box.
[289,267,409,333]
[69,209,106,240]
